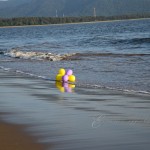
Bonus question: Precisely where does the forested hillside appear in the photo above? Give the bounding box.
[0,14,150,27]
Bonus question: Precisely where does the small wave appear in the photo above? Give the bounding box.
[75,81,150,95]
[129,37,150,44]
[73,52,150,58]
[0,60,14,62]
[112,37,150,45]
[4,49,76,61]
[76,83,150,96]
[0,49,5,54]
[0,66,11,71]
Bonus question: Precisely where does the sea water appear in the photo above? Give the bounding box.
[0,19,150,94]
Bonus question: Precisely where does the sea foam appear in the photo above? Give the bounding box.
[4,49,76,61]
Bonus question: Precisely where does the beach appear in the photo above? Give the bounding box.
[0,69,150,150]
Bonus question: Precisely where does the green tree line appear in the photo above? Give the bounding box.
[0,14,150,27]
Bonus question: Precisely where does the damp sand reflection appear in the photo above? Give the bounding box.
[55,81,75,93]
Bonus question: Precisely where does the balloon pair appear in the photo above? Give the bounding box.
[56,68,76,82]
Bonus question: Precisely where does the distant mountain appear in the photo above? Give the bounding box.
[0,0,28,10]
[0,0,150,18]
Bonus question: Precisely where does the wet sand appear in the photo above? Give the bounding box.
[0,69,150,150]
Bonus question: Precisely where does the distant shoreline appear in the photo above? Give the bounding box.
[0,16,150,28]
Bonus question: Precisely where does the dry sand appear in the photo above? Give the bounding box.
[0,121,47,150]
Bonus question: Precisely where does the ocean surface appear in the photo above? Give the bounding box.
[0,19,150,94]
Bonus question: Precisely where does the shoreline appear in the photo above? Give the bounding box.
[0,17,150,28]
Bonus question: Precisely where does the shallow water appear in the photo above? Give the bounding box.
[0,19,150,94]
[0,70,150,150]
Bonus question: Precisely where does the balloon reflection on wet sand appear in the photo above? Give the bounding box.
[55,81,75,93]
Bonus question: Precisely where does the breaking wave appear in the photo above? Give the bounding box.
[1,49,150,61]
[3,49,76,61]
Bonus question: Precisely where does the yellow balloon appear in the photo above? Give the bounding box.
[56,74,63,81]
[59,68,65,76]
[69,75,76,82]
